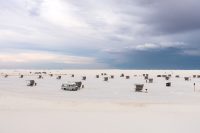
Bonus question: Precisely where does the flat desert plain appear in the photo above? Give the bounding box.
[0,70,200,133]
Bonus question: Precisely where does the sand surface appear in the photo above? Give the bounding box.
[0,70,200,133]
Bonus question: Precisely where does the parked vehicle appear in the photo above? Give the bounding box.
[27,80,37,86]
[57,76,62,79]
[61,81,82,91]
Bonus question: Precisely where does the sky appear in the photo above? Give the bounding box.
[0,0,200,69]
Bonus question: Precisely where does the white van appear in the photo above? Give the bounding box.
[61,82,82,91]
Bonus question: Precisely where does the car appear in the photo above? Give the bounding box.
[27,80,37,86]
[61,82,82,91]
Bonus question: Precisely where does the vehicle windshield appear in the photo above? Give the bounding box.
[62,83,76,87]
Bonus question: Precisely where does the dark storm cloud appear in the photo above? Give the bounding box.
[139,0,200,34]
[103,47,200,69]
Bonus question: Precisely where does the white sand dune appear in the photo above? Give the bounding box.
[0,70,200,133]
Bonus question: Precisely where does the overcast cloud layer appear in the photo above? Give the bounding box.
[0,0,200,69]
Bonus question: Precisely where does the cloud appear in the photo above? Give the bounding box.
[182,49,200,56]
[132,42,186,51]
[40,0,89,28]
[26,0,43,16]
[103,42,186,53]
[139,0,200,34]
[0,0,200,69]
[0,0,147,49]
[0,51,95,64]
